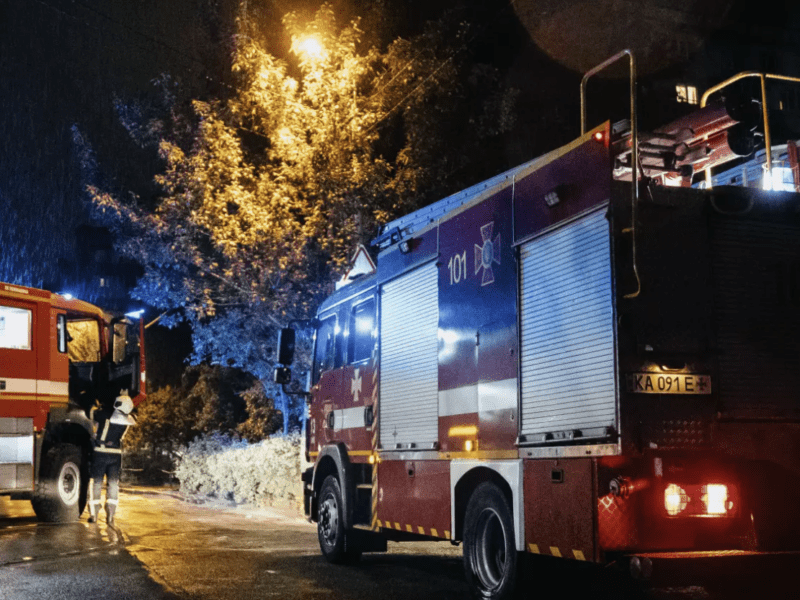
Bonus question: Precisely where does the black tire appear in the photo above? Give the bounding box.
[317,475,361,564]
[463,482,520,600]
[31,443,85,523]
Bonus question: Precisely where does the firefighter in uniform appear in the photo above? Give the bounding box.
[88,392,136,525]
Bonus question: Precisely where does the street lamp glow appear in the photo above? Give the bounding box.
[296,36,324,61]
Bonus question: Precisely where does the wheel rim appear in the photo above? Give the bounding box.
[58,462,80,506]
[319,493,339,547]
[474,508,508,590]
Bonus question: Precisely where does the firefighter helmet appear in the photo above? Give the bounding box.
[113,394,134,415]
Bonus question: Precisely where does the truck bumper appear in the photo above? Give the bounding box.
[627,550,800,587]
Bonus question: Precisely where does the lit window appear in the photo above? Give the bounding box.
[0,306,32,350]
[676,84,698,105]
[762,166,795,191]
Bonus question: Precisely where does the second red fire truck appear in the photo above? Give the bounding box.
[0,284,145,521]
[276,56,800,597]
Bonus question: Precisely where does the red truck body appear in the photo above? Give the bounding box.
[277,66,800,597]
[0,283,145,521]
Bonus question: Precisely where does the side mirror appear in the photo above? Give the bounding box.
[277,328,296,365]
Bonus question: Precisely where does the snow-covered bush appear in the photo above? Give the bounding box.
[175,432,308,509]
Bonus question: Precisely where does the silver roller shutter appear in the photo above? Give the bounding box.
[379,262,439,449]
[519,208,617,442]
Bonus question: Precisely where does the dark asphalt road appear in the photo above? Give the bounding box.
[0,490,793,600]
[0,490,470,600]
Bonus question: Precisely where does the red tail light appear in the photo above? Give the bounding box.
[663,483,737,518]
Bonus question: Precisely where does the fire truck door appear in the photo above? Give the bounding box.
[313,312,343,444]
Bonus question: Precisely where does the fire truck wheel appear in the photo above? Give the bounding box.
[463,482,520,600]
[317,475,361,564]
[31,443,84,523]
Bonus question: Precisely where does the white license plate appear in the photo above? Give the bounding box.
[627,373,711,395]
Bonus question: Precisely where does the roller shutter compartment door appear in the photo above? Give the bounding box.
[519,208,617,442]
[379,262,439,449]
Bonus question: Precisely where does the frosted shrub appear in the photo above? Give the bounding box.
[175,432,307,509]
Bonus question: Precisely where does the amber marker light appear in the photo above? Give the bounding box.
[593,131,605,143]
[448,425,478,437]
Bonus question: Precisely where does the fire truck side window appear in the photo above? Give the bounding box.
[0,306,32,350]
[312,315,339,383]
[66,319,101,363]
[348,299,375,364]
[57,314,67,353]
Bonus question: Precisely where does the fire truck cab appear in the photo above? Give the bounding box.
[0,283,145,522]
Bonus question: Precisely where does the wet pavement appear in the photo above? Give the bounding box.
[0,490,468,600]
[0,489,792,599]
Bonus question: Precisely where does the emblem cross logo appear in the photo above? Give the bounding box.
[474,222,501,285]
[351,368,362,403]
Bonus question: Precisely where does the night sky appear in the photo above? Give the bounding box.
[2,0,799,303]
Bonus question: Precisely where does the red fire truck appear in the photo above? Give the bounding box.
[276,55,800,597]
[0,283,145,522]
